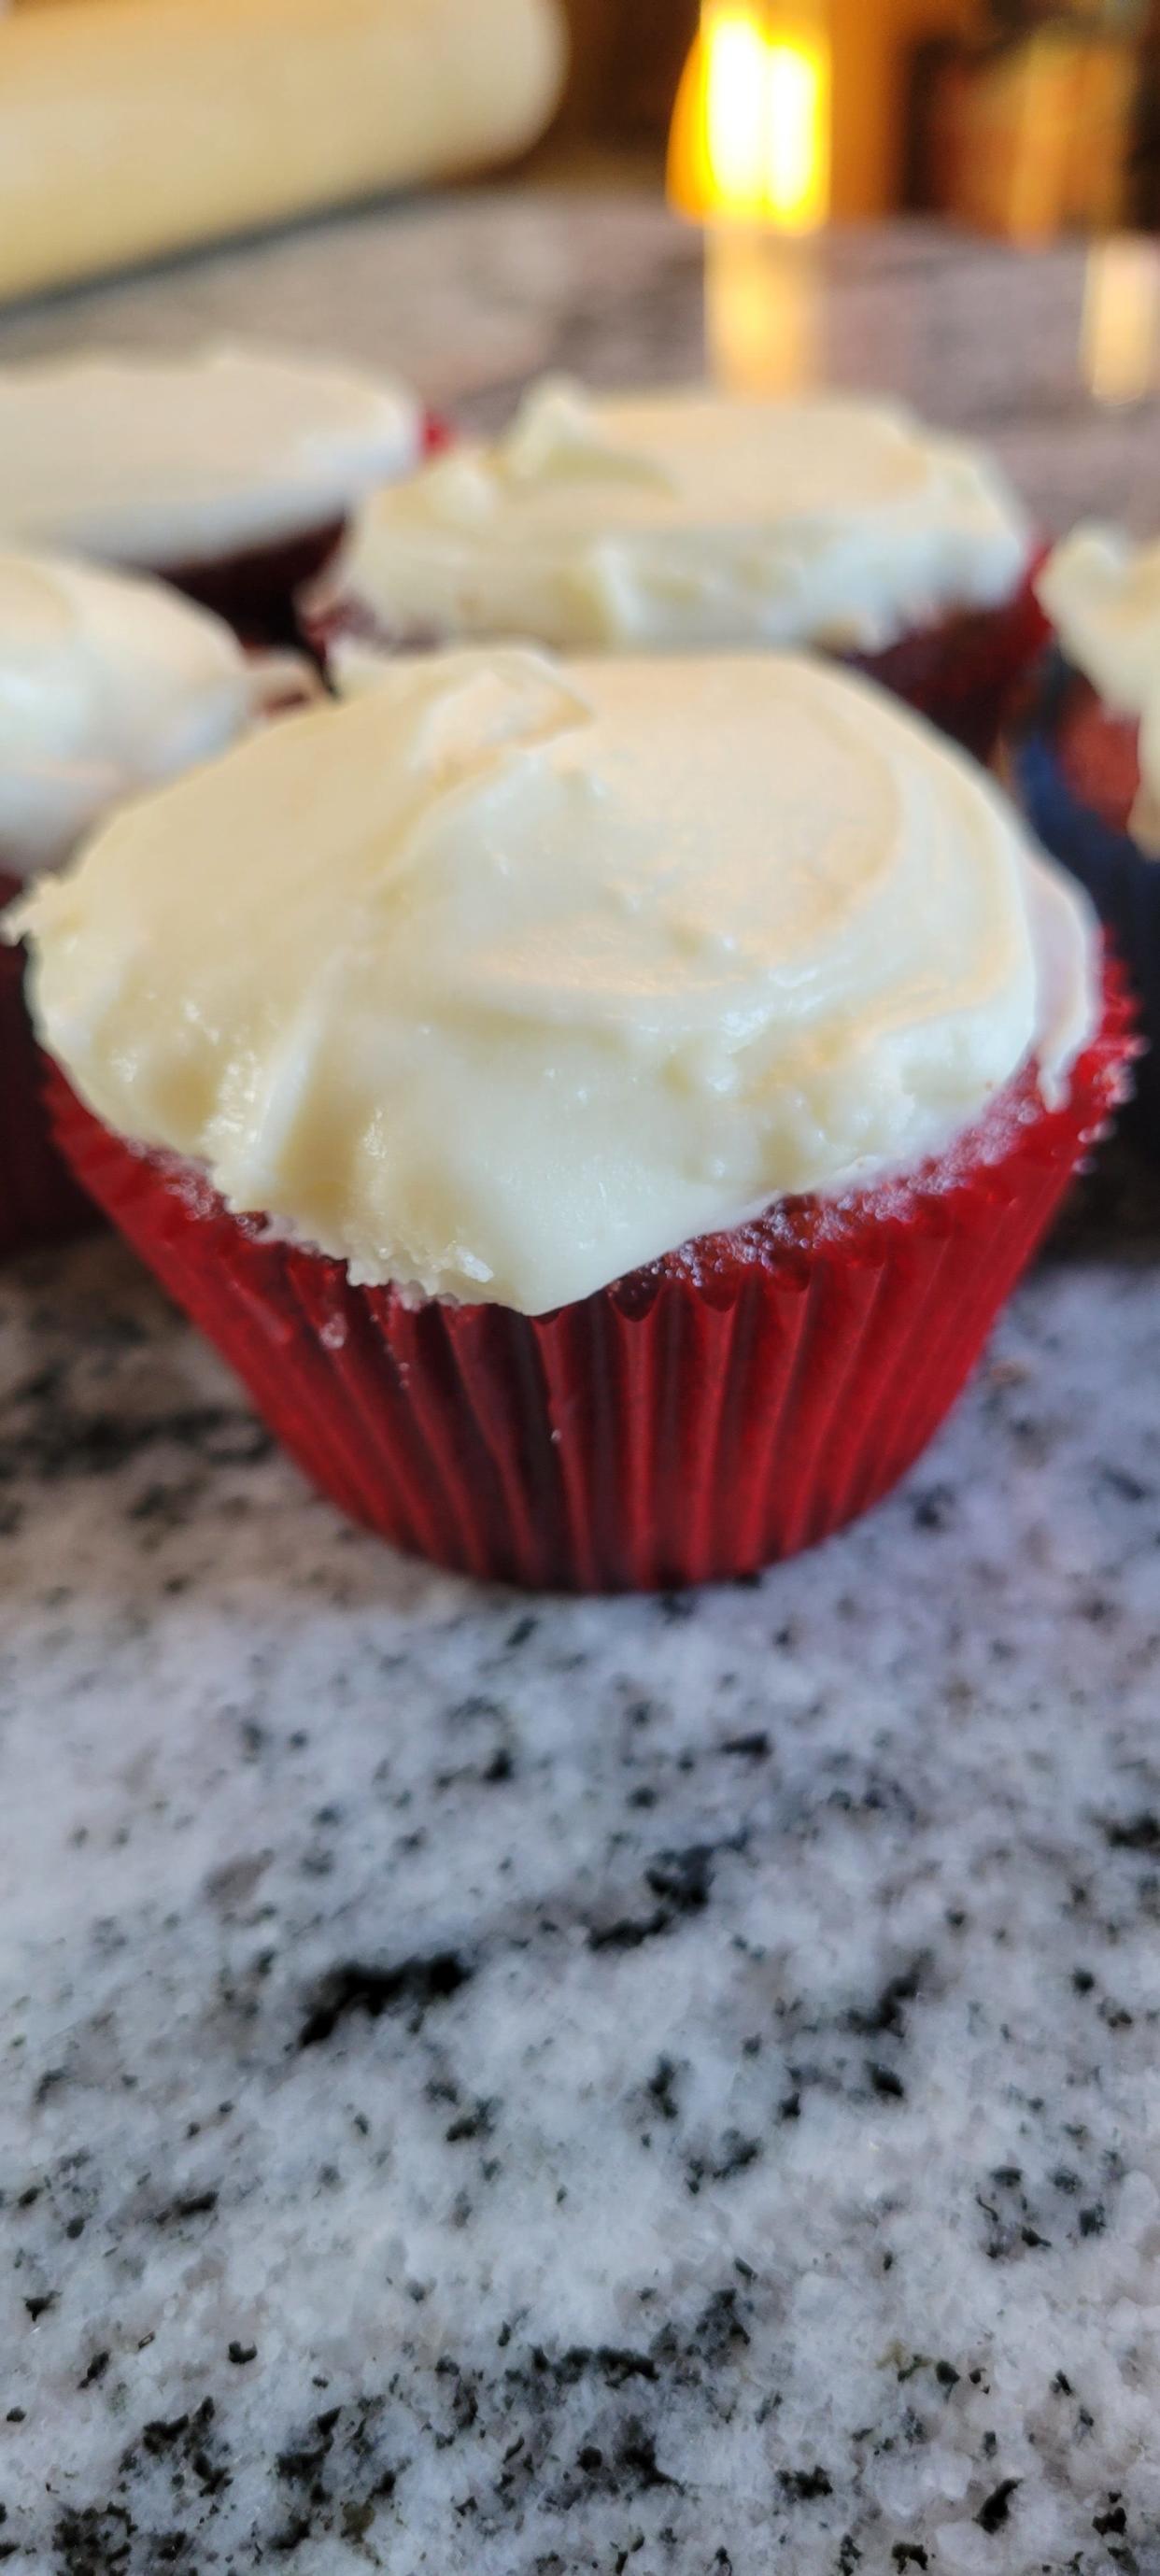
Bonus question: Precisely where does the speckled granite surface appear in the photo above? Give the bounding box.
[4,197,1160,2574]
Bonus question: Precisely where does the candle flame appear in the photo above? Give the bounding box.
[669,0,830,234]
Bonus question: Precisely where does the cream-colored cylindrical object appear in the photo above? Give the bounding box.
[0,0,567,303]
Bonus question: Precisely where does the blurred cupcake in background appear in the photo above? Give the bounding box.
[17,646,1129,1590]
[306,376,1044,757]
[0,343,440,645]
[1007,528,1160,1149]
[0,549,314,1258]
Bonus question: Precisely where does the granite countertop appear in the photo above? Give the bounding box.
[4,195,1160,2576]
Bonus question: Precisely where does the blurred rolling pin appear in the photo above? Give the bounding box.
[0,0,567,302]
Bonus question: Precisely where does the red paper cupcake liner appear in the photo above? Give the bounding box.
[45,963,1131,1591]
[0,885,95,1262]
[305,555,1047,764]
[159,410,452,647]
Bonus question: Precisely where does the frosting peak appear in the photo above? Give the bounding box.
[318,377,1031,656]
[14,648,1096,1316]
[0,343,421,570]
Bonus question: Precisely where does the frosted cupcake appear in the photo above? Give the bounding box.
[1007,529,1160,1148]
[306,377,1042,757]
[0,343,434,644]
[16,648,1127,1590]
[0,548,312,1257]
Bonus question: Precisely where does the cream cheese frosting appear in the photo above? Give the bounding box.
[316,376,1032,656]
[1038,527,1160,854]
[12,647,1096,1317]
[0,343,422,570]
[0,549,310,878]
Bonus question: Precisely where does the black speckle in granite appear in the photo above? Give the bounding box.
[975,2476,1021,2531]
[590,1840,734,1950]
[269,2512,311,2551]
[612,2425,682,2495]
[152,2189,218,2226]
[139,2415,189,2455]
[867,2063,906,2102]
[53,2501,136,2575]
[0,1396,272,1489]
[589,1910,672,1954]
[646,2059,681,2123]
[686,2130,762,2193]
[1104,1462,1153,1503]
[644,1847,716,1916]
[296,1950,474,2046]
[1102,1812,1160,1855]
[447,1694,508,1731]
[844,1962,925,2041]
[779,2468,833,2503]
[445,2099,495,2144]
[79,2353,110,2389]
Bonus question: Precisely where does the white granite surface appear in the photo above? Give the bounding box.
[3,194,1160,2574]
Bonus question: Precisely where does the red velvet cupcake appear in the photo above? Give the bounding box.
[304,379,1042,758]
[0,548,314,1261]
[0,344,438,646]
[1006,529,1160,1151]
[18,648,1128,1590]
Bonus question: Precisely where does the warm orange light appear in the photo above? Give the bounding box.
[668,0,831,234]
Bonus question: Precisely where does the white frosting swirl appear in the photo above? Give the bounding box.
[1038,527,1160,853]
[318,377,1031,655]
[13,648,1096,1317]
[0,549,306,878]
[0,343,421,569]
